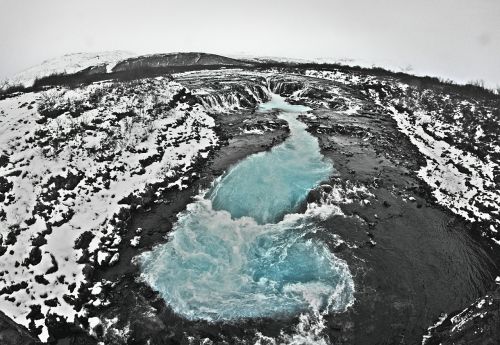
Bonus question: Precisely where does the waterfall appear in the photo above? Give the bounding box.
[197,83,271,111]
[267,77,305,97]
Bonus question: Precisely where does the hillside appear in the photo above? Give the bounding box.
[4,51,136,89]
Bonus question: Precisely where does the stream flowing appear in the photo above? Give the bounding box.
[140,95,354,324]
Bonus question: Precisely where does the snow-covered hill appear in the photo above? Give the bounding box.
[4,51,136,88]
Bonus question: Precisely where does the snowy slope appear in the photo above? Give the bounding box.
[4,51,136,88]
[304,69,500,241]
[0,77,218,341]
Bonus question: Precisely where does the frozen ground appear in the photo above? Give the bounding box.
[3,51,136,89]
[0,60,499,344]
[0,77,217,341]
[303,69,500,242]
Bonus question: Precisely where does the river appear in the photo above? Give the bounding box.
[139,95,354,323]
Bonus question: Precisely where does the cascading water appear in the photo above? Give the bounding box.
[198,84,271,111]
[140,94,354,333]
[267,78,305,97]
[209,100,331,225]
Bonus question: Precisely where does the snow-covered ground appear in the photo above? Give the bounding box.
[422,284,500,345]
[303,69,500,242]
[0,76,217,341]
[3,51,136,89]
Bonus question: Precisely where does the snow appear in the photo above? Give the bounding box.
[4,51,136,89]
[0,77,218,341]
[109,253,119,266]
[242,128,264,135]
[386,106,498,227]
[305,69,374,86]
[88,316,101,329]
[130,236,141,247]
[306,69,500,236]
[422,313,448,345]
[91,283,103,295]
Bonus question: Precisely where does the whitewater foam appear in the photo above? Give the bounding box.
[139,94,354,342]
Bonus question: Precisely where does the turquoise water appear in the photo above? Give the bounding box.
[140,95,354,321]
[209,100,331,224]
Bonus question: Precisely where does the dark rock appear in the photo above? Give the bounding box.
[44,298,59,307]
[424,287,500,345]
[0,310,38,345]
[0,176,13,194]
[26,305,43,321]
[0,154,9,168]
[82,264,95,280]
[74,231,94,250]
[31,234,47,247]
[24,247,42,266]
[0,281,28,295]
[45,254,58,275]
[34,275,49,285]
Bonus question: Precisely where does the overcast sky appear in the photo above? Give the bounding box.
[1,0,499,87]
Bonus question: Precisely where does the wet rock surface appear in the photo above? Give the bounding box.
[0,310,38,345]
[423,285,500,345]
[300,101,499,345]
